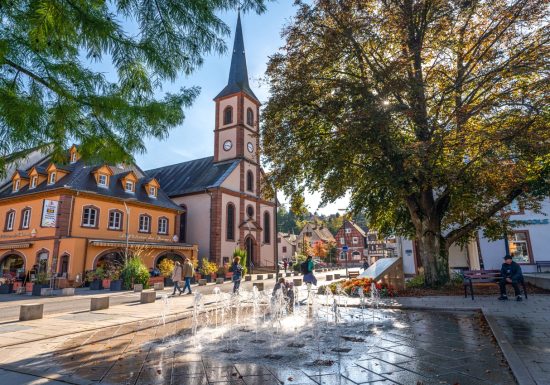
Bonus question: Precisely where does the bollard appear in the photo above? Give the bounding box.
[334,273,340,279]
[20,304,43,321]
[40,288,52,296]
[252,282,264,291]
[216,278,224,284]
[154,282,164,291]
[198,279,207,286]
[326,274,333,281]
[90,297,109,311]
[286,272,292,277]
[293,278,303,287]
[267,273,274,279]
[133,284,143,292]
[256,274,264,280]
[61,288,75,296]
[245,275,251,281]
[140,291,156,304]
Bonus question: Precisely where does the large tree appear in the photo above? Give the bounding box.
[262,0,550,286]
[0,0,267,175]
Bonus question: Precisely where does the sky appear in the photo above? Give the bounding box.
[132,2,350,215]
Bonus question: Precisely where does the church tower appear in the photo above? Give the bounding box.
[213,13,261,165]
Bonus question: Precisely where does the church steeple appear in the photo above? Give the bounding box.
[215,13,258,102]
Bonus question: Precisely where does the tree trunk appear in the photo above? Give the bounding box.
[416,219,450,287]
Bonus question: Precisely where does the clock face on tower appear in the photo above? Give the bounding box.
[247,142,254,153]
[223,140,233,151]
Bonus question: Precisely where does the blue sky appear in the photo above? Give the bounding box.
[133,2,349,215]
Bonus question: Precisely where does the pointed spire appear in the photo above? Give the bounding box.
[214,13,259,102]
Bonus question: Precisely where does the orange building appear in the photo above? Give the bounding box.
[0,145,197,287]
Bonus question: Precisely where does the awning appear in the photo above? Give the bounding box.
[0,242,32,250]
[88,240,196,251]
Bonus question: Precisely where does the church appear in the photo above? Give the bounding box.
[146,14,277,270]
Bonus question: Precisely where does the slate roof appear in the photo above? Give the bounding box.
[214,13,259,102]
[145,156,240,197]
[0,156,182,211]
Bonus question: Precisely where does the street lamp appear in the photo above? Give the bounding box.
[338,209,349,277]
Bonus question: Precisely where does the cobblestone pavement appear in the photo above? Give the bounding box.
[0,306,515,385]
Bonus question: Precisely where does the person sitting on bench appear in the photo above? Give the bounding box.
[499,255,524,301]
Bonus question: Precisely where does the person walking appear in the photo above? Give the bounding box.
[171,261,184,296]
[302,255,317,285]
[498,255,524,301]
[182,257,194,295]
[230,256,243,294]
[283,259,288,272]
[362,258,369,271]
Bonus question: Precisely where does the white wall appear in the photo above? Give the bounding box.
[172,193,211,261]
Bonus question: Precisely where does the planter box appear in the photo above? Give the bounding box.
[89,279,103,290]
[109,280,123,291]
[164,277,174,287]
[225,272,233,280]
[101,279,111,289]
[25,282,33,292]
[0,284,13,294]
[32,284,48,296]
[204,275,212,283]
[13,281,23,291]
[194,273,202,282]
[148,276,164,286]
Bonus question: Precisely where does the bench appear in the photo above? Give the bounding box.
[536,261,550,272]
[463,270,527,300]
[348,270,360,279]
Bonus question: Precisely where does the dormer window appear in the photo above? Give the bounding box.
[125,181,134,193]
[149,186,157,198]
[48,172,56,185]
[30,176,37,189]
[13,179,20,192]
[70,152,77,163]
[98,174,108,187]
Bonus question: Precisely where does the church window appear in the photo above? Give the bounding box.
[246,171,254,192]
[263,212,271,244]
[246,205,254,218]
[246,108,254,126]
[223,106,233,125]
[226,203,235,241]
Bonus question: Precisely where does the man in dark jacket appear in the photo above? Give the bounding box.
[499,255,524,301]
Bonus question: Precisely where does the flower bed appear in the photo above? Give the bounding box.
[318,278,397,297]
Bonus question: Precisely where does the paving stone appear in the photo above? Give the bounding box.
[241,373,280,385]
[355,359,405,375]
[339,365,387,383]
[309,374,359,385]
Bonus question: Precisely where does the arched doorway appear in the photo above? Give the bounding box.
[155,252,184,268]
[0,253,25,280]
[94,249,125,270]
[59,254,70,277]
[245,236,256,272]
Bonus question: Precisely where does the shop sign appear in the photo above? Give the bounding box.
[41,200,59,227]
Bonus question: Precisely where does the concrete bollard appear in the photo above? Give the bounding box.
[294,272,300,276]
[140,291,156,304]
[326,274,333,281]
[40,288,52,296]
[267,273,274,279]
[286,272,292,277]
[61,288,75,296]
[90,297,109,311]
[216,278,224,284]
[19,304,43,321]
[253,282,265,291]
[256,275,264,280]
[293,278,303,287]
[154,282,164,291]
[133,284,143,292]
[198,279,207,286]
[334,273,340,279]
[244,275,251,281]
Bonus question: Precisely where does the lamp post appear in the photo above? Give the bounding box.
[338,209,349,277]
[123,201,130,264]
[275,197,280,281]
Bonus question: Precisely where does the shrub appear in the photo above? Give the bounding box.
[86,267,105,282]
[233,248,247,275]
[318,277,397,297]
[199,260,218,276]
[292,254,307,272]
[158,258,175,278]
[120,257,150,290]
[406,274,425,289]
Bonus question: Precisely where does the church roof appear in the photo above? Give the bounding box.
[145,156,240,197]
[214,13,259,102]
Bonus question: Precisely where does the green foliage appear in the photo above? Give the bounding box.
[406,274,425,289]
[35,272,49,285]
[120,257,150,290]
[262,0,550,286]
[0,0,269,175]
[292,254,307,272]
[233,248,247,275]
[86,267,105,282]
[158,258,175,278]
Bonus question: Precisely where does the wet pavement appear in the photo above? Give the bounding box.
[0,306,516,385]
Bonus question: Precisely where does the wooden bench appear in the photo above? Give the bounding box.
[348,270,360,279]
[463,270,527,300]
[536,261,550,272]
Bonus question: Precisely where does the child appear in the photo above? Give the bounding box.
[229,256,243,293]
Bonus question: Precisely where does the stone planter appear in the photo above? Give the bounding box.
[0,283,13,294]
[245,275,252,281]
[32,284,48,296]
[109,279,123,291]
[148,276,163,287]
[198,279,207,286]
[89,279,103,290]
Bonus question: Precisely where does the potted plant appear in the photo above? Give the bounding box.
[233,248,247,276]
[88,267,105,290]
[108,267,123,291]
[120,257,150,290]
[32,272,50,296]
[200,260,217,283]
[158,258,175,287]
[0,275,14,294]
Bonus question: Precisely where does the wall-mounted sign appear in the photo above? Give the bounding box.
[511,219,549,226]
[41,199,59,227]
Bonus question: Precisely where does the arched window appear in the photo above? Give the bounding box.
[246,170,254,192]
[139,214,151,233]
[158,217,168,234]
[21,208,31,229]
[226,203,235,241]
[82,206,99,228]
[223,106,233,125]
[59,254,70,277]
[246,205,254,219]
[246,108,254,126]
[263,212,271,244]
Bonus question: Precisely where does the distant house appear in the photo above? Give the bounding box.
[297,222,335,254]
[278,232,297,261]
[335,220,368,263]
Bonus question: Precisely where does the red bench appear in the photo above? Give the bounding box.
[463,269,527,300]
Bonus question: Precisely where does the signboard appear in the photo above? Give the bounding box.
[41,199,59,227]
[342,245,349,252]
